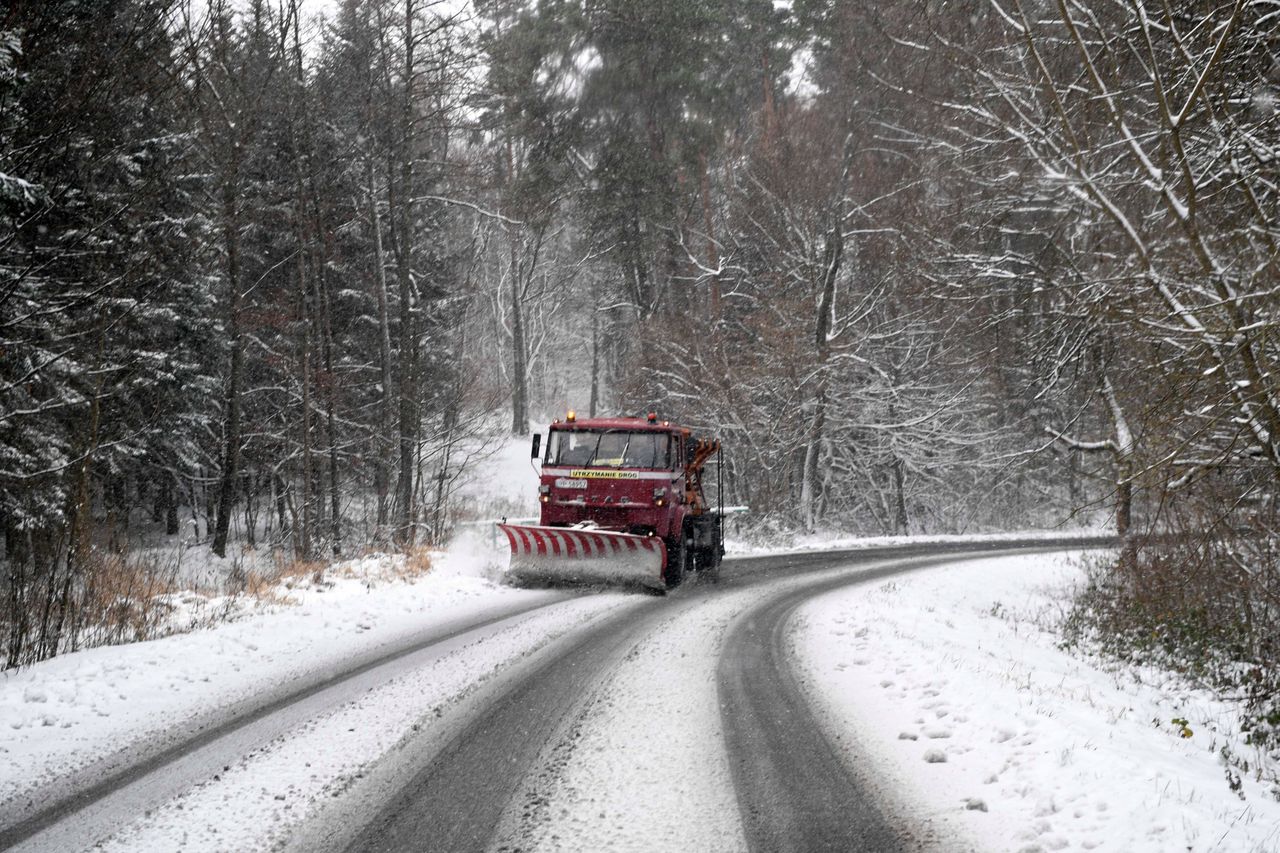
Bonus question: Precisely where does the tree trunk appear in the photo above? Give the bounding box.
[47,342,107,659]
[799,220,842,530]
[243,470,257,548]
[509,239,528,434]
[202,468,214,540]
[163,474,179,536]
[698,150,721,318]
[391,189,416,548]
[319,253,342,556]
[799,134,853,531]
[799,389,826,533]
[392,0,418,548]
[503,133,530,435]
[1115,470,1132,538]
[212,177,244,560]
[432,323,466,543]
[892,455,909,536]
[369,158,394,536]
[5,524,29,668]
[298,248,314,561]
[589,304,600,418]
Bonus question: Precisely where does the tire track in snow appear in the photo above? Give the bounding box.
[333,596,663,853]
[482,550,1053,852]
[328,540,1108,853]
[89,595,637,853]
[717,554,980,853]
[4,538,1107,852]
[0,593,607,853]
[486,586,759,853]
[716,546,1100,852]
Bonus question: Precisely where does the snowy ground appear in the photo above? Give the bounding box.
[0,545,591,822]
[792,551,1280,853]
[451,428,542,523]
[7,543,1279,852]
[0,431,550,810]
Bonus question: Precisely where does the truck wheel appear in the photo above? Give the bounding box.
[701,548,720,583]
[666,538,687,589]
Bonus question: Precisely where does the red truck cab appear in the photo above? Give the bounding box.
[536,414,689,540]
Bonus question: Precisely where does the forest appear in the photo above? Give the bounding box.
[2,0,1278,734]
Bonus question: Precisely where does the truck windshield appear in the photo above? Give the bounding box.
[547,430,671,469]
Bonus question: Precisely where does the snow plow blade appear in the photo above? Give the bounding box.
[499,524,668,591]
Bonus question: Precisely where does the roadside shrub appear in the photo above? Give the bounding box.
[1064,516,1280,759]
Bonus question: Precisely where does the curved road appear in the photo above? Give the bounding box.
[1,536,1108,852]
[720,554,968,853]
[329,538,1107,853]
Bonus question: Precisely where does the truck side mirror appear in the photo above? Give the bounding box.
[531,433,542,459]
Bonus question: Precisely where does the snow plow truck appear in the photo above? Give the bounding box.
[499,412,724,592]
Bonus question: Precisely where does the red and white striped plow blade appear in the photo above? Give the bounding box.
[497,524,667,590]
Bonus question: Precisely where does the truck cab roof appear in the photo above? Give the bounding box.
[550,416,686,434]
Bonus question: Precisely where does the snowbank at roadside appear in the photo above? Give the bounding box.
[792,551,1280,853]
[726,528,1112,558]
[0,549,547,813]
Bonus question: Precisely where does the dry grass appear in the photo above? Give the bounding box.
[213,550,328,606]
[238,571,299,606]
[4,529,457,671]
[19,543,444,664]
[272,552,329,582]
[266,551,328,590]
[403,547,434,579]
[77,547,182,647]
[269,546,435,590]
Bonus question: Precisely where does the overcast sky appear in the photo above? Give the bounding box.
[299,0,339,22]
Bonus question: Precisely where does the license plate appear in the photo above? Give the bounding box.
[555,478,587,490]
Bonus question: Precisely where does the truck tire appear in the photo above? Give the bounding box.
[702,548,720,583]
[666,536,688,589]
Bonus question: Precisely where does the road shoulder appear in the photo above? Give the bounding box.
[790,550,1280,853]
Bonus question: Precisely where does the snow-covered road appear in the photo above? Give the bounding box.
[0,560,565,820]
[6,536,1273,853]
